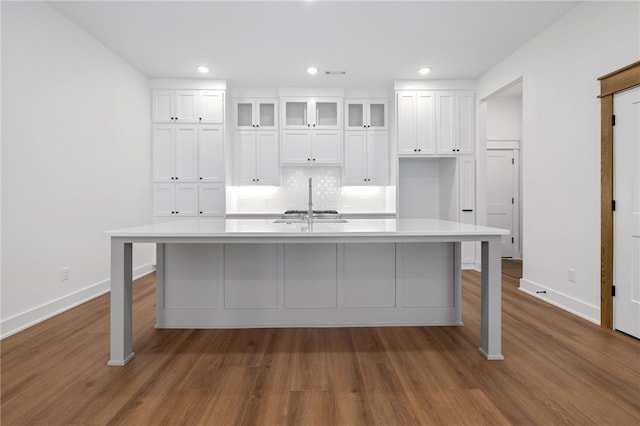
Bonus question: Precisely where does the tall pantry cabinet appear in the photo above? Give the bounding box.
[151,86,226,217]
[396,87,477,267]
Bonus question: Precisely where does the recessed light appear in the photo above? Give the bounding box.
[197,65,210,74]
[307,66,318,75]
[419,67,431,75]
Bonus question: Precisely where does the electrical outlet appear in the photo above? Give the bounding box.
[61,267,70,281]
[568,268,576,283]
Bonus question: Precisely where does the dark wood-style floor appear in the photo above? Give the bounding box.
[2,271,639,425]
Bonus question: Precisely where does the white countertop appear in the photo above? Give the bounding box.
[106,218,509,239]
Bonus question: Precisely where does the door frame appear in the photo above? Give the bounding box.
[599,61,640,328]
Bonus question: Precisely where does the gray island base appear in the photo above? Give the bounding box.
[106,218,508,365]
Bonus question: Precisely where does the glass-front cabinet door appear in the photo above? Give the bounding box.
[234,99,278,130]
[281,97,342,130]
[345,99,388,130]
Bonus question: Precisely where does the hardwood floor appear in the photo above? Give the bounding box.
[2,271,639,425]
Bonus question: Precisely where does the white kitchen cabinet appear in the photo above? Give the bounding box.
[234,131,280,185]
[281,130,341,165]
[153,183,198,217]
[153,124,198,182]
[152,90,224,124]
[198,125,224,182]
[344,130,389,185]
[397,90,474,156]
[199,91,224,123]
[198,183,225,216]
[397,91,436,155]
[281,97,342,130]
[345,99,388,130]
[234,98,278,130]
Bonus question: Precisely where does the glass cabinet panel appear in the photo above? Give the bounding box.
[285,102,308,126]
[348,104,364,127]
[237,103,253,127]
[369,103,386,128]
[316,102,338,126]
[258,103,275,127]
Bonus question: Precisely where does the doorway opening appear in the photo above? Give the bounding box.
[483,79,523,261]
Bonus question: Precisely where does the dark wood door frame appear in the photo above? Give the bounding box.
[598,61,640,328]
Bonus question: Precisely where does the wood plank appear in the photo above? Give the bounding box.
[2,271,640,425]
[601,93,614,328]
[599,61,640,97]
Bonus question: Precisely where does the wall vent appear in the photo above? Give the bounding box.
[325,71,347,75]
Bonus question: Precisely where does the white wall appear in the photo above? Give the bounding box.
[1,2,153,337]
[487,96,522,141]
[476,1,640,323]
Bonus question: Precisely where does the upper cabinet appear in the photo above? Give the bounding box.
[152,90,224,124]
[281,97,342,130]
[234,98,278,130]
[345,99,388,130]
[396,90,474,156]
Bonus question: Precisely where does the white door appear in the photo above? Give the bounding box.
[174,90,199,123]
[152,90,174,123]
[396,92,417,155]
[416,92,436,154]
[153,184,175,216]
[366,131,389,185]
[281,131,312,164]
[459,157,476,265]
[256,100,278,130]
[456,93,474,154]
[613,85,640,338]
[436,92,456,154]
[234,131,257,184]
[344,131,367,184]
[152,125,175,182]
[199,91,223,123]
[198,183,225,216]
[174,184,198,216]
[486,149,516,258]
[312,131,341,164]
[255,131,280,185]
[198,125,224,182]
[368,100,388,130]
[345,100,366,130]
[174,125,198,182]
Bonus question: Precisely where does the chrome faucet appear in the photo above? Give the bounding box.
[307,177,313,227]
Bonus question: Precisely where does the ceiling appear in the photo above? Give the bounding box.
[49,1,579,89]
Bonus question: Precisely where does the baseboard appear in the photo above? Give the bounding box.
[519,278,600,325]
[0,263,155,339]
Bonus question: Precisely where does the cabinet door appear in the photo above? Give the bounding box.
[281,99,309,129]
[416,92,436,154]
[368,100,388,130]
[396,91,417,155]
[174,184,198,216]
[234,100,255,130]
[174,125,199,182]
[366,131,389,185]
[281,131,312,164]
[199,91,224,123]
[234,131,257,184]
[152,90,174,123]
[457,93,474,154]
[436,92,456,154]
[345,100,366,130]
[314,98,341,130]
[198,183,225,216]
[344,131,367,184]
[153,183,175,216]
[174,90,199,123]
[257,100,278,130]
[312,131,341,164]
[199,125,224,182]
[152,125,175,182]
[255,131,280,185]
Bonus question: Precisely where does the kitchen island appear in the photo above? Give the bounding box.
[106,218,508,365]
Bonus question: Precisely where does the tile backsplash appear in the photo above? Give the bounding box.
[226,167,396,214]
